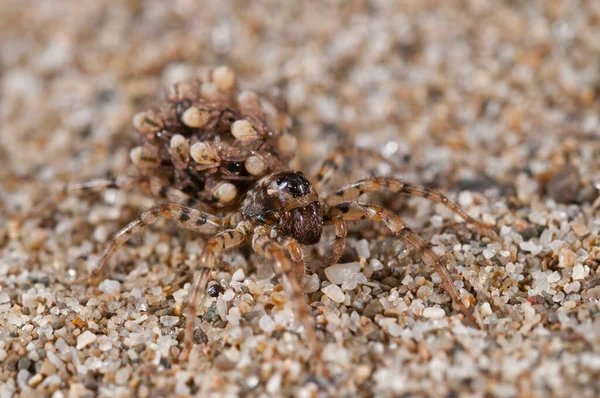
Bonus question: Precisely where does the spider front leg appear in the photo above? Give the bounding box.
[328,215,348,266]
[279,236,306,281]
[181,220,252,361]
[24,175,147,220]
[312,147,405,193]
[72,203,222,284]
[326,177,495,234]
[252,226,327,375]
[326,202,481,327]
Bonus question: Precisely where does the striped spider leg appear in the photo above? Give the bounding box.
[325,176,495,266]
[326,202,482,326]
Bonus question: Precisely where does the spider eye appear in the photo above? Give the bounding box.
[226,161,243,173]
[276,176,285,185]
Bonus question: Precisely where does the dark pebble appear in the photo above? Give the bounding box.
[18,357,31,371]
[546,165,581,204]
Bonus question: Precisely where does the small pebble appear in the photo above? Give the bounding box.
[76,331,97,349]
[98,279,121,295]
[520,241,542,256]
[160,316,180,327]
[324,262,361,285]
[231,269,245,282]
[572,264,585,280]
[559,248,577,267]
[322,284,345,303]
[355,240,371,259]
[422,307,446,319]
[570,223,589,237]
[481,303,493,317]
[259,315,275,334]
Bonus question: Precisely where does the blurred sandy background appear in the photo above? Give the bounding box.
[1,1,599,397]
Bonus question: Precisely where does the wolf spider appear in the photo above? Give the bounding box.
[30,152,493,373]
[23,68,494,374]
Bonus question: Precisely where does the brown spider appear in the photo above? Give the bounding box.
[25,68,495,374]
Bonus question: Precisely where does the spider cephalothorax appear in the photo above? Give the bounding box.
[30,67,496,377]
[242,171,324,245]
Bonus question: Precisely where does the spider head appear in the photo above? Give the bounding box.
[241,171,323,244]
[242,171,319,217]
[249,171,318,212]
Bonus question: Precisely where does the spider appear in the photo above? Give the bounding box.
[23,68,494,374]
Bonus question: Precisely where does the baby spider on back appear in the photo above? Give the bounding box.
[24,67,495,375]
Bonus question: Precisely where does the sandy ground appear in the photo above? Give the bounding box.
[1,1,599,397]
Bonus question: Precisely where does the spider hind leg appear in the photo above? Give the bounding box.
[326,202,481,327]
[72,203,222,285]
[180,220,252,361]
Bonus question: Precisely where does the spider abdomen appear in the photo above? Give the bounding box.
[130,67,297,208]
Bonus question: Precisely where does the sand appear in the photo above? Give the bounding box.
[1,1,599,397]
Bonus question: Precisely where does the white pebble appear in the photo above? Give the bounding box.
[173,289,187,303]
[98,279,120,295]
[160,316,180,327]
[547,272,561,283]
[572,264,585,280]
[266,372,282,395]
[379,318,403,337]
[483,248,496,259]
[422,307,446,319]
[222,289,235,302]
[231,269,245,282]
[520,241,542,256]
[259,315,275,333]
[324,262,361,285]
[76,331,97,349]
[370,259,384,271]
[480,302,493,317]
[322,284,345,303]
[540,229,553,246]
[226,307,241,326]
[458,191,473,207]
[564,281,581,294]
[302,273,320,294]
[559,248,577,267]
[217,296,228,320]
[355,239,371,259]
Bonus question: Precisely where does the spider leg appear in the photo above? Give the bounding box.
[326,177,494,233]
[279,236,306,281]
[328,215,348,266]
[25,176,146,220]
[181,220,252,361]
[312,147,405,193]
[72,203,222,284]
[326,202,481,327]
[148,178,215,213]
[252,226,327,375]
